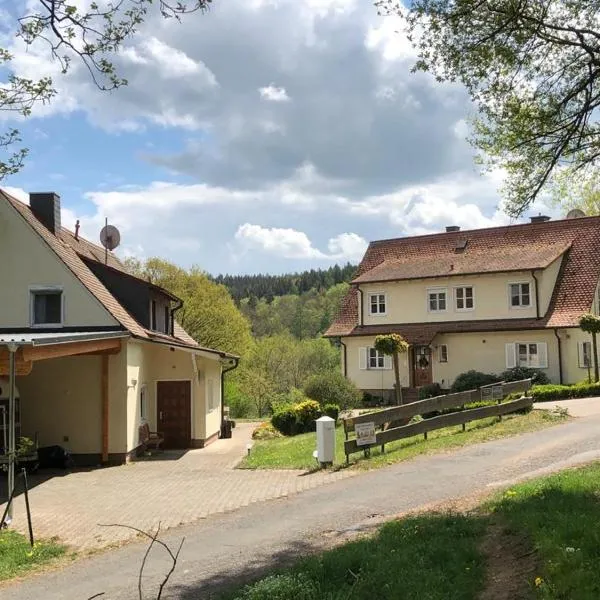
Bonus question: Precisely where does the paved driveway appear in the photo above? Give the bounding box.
[0,423,354,549]
[534,396,600,417]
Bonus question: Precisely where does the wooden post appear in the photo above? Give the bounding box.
[462,405,466,432]
[101,355,109,463]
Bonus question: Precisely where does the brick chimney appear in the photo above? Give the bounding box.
[29,192,61,234]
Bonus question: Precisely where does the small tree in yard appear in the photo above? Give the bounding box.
[374,334,409,405]
[579,314,600,383]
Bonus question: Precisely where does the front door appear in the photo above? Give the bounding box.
[413,346,433,387]
[157,381,191,449]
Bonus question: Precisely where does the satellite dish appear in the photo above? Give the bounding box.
[566,208,586,219]
[100,224,121,251]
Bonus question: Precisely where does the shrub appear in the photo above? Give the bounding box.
[225,380,255,419]
[362,392,383,407]
[419,383,442,400]
[295,400,322,432]
[450,370,500,392]
[531,381,600,402]
[303,371,362,410]
[322,403,340,423]
[235,573,319,600]
[271,407,299,436]
[500,366,550,386]
[252,422,282,440]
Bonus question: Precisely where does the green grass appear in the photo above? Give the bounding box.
[0,530,66,580]
[488,462,600,599]
[225,461,600,600]
[225,514,486,600]
[240,409,568,471]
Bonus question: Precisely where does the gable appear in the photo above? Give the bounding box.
[0,196,119,329]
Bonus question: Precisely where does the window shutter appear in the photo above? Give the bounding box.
[578,342,585,368]
[537,342,548,368]
[384,355,393,370]
[359,347,367,370]
[505,343,516,369]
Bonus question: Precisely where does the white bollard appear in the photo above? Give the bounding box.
[315,416,335,465]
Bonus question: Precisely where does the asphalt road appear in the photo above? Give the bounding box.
[4,414,600,600]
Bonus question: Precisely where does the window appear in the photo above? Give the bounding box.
[455,286,474,311]
[164,305,170,335]
[140,385,147,420]
[369,293,386,315]
[30,287,63,326]
[509,283,531,308]
[207,378,217,411]
[359,347,392,370]
[428,288,447,312]
[439,344,448,363]
[505,342,547,368]
[150,300,157,330]
[579,341,592,368]
[368,347,385,369]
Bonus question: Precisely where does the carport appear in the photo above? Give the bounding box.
[1,330,128,522]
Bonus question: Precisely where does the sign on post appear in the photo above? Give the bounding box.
[492,385,503,401]
[355,421,376,446]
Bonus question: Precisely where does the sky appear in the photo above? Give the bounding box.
[0,0,555,275]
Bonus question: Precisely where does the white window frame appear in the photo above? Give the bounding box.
[454,286,474,312]
[579,341,592,368]
[368,292,387,316]
[427,287,448,313]
[508,281,532,309]
[29,285,64,328]
[506,342,548,369]
[439,344,448,363]
[139,384,148,421]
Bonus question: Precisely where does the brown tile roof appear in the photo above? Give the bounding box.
[2,190,206,352]
[326,216,600,337]
[352,242,570,284]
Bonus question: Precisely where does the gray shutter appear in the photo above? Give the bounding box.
[537,342,548,369]
[505,343,516,369]
[359,347,368,370]
[384,355,393,370]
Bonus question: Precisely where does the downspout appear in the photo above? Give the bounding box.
[220,357,240,436]
[170,298,184,335]
[554,329,564,385]
[531,270,540,319]
[340,339,347,377]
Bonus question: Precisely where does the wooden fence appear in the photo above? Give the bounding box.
[343,379,533,462]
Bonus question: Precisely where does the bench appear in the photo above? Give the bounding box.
[139,422,164,452]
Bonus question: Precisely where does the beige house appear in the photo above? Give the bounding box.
[0,190,238,465]
[325,215,600,397]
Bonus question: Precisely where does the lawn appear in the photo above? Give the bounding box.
[0,530,66,581]
[240,409,568,471]
[225,461,600,600]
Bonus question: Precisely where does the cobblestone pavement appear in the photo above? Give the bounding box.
[0,423,355,549]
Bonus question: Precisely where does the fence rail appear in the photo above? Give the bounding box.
[342,378,532,462]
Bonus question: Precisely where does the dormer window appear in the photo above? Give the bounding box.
[509,282,531,308]
[30,286,63,327]
[368,292,386,316]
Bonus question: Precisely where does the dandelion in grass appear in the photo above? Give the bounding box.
[535,577,544,587]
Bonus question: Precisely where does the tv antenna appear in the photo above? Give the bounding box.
[99,218,121,264]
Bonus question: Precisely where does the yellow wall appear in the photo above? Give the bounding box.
[560,328,596,385]
[200,358,222,440]
[360,261,562,326]
[18,355,104,455]
[0,198,119,328]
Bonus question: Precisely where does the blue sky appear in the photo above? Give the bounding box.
[1,0,554,275]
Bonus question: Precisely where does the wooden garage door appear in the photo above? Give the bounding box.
[157,381,191,449]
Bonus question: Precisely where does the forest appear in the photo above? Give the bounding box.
[124,258,359,418]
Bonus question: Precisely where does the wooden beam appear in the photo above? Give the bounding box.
[101,354,109,463]
[0,348,32,376]
[22,337,122,362]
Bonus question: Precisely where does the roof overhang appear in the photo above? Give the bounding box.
[137,336,239,362]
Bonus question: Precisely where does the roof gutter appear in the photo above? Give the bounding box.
[357,285,364,327]
[340,339,347,377]
[221,357,240,436]
[531,269,540,319]
[170,297,184,336]
[554,328,564,385]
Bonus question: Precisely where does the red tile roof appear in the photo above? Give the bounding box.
[1,190,220,354]
[326,216,600,337]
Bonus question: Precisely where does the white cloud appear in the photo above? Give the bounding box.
[234,223,367,260]
[259,85,290,102]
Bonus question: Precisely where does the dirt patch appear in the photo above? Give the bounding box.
[478,520,537,600]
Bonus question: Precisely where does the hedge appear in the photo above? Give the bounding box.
[530,382,600,402]
[271,400,341,436]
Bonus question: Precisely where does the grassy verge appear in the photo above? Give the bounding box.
[240,409,568,471]
[225,461,600,600]
[0,530,66,581]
